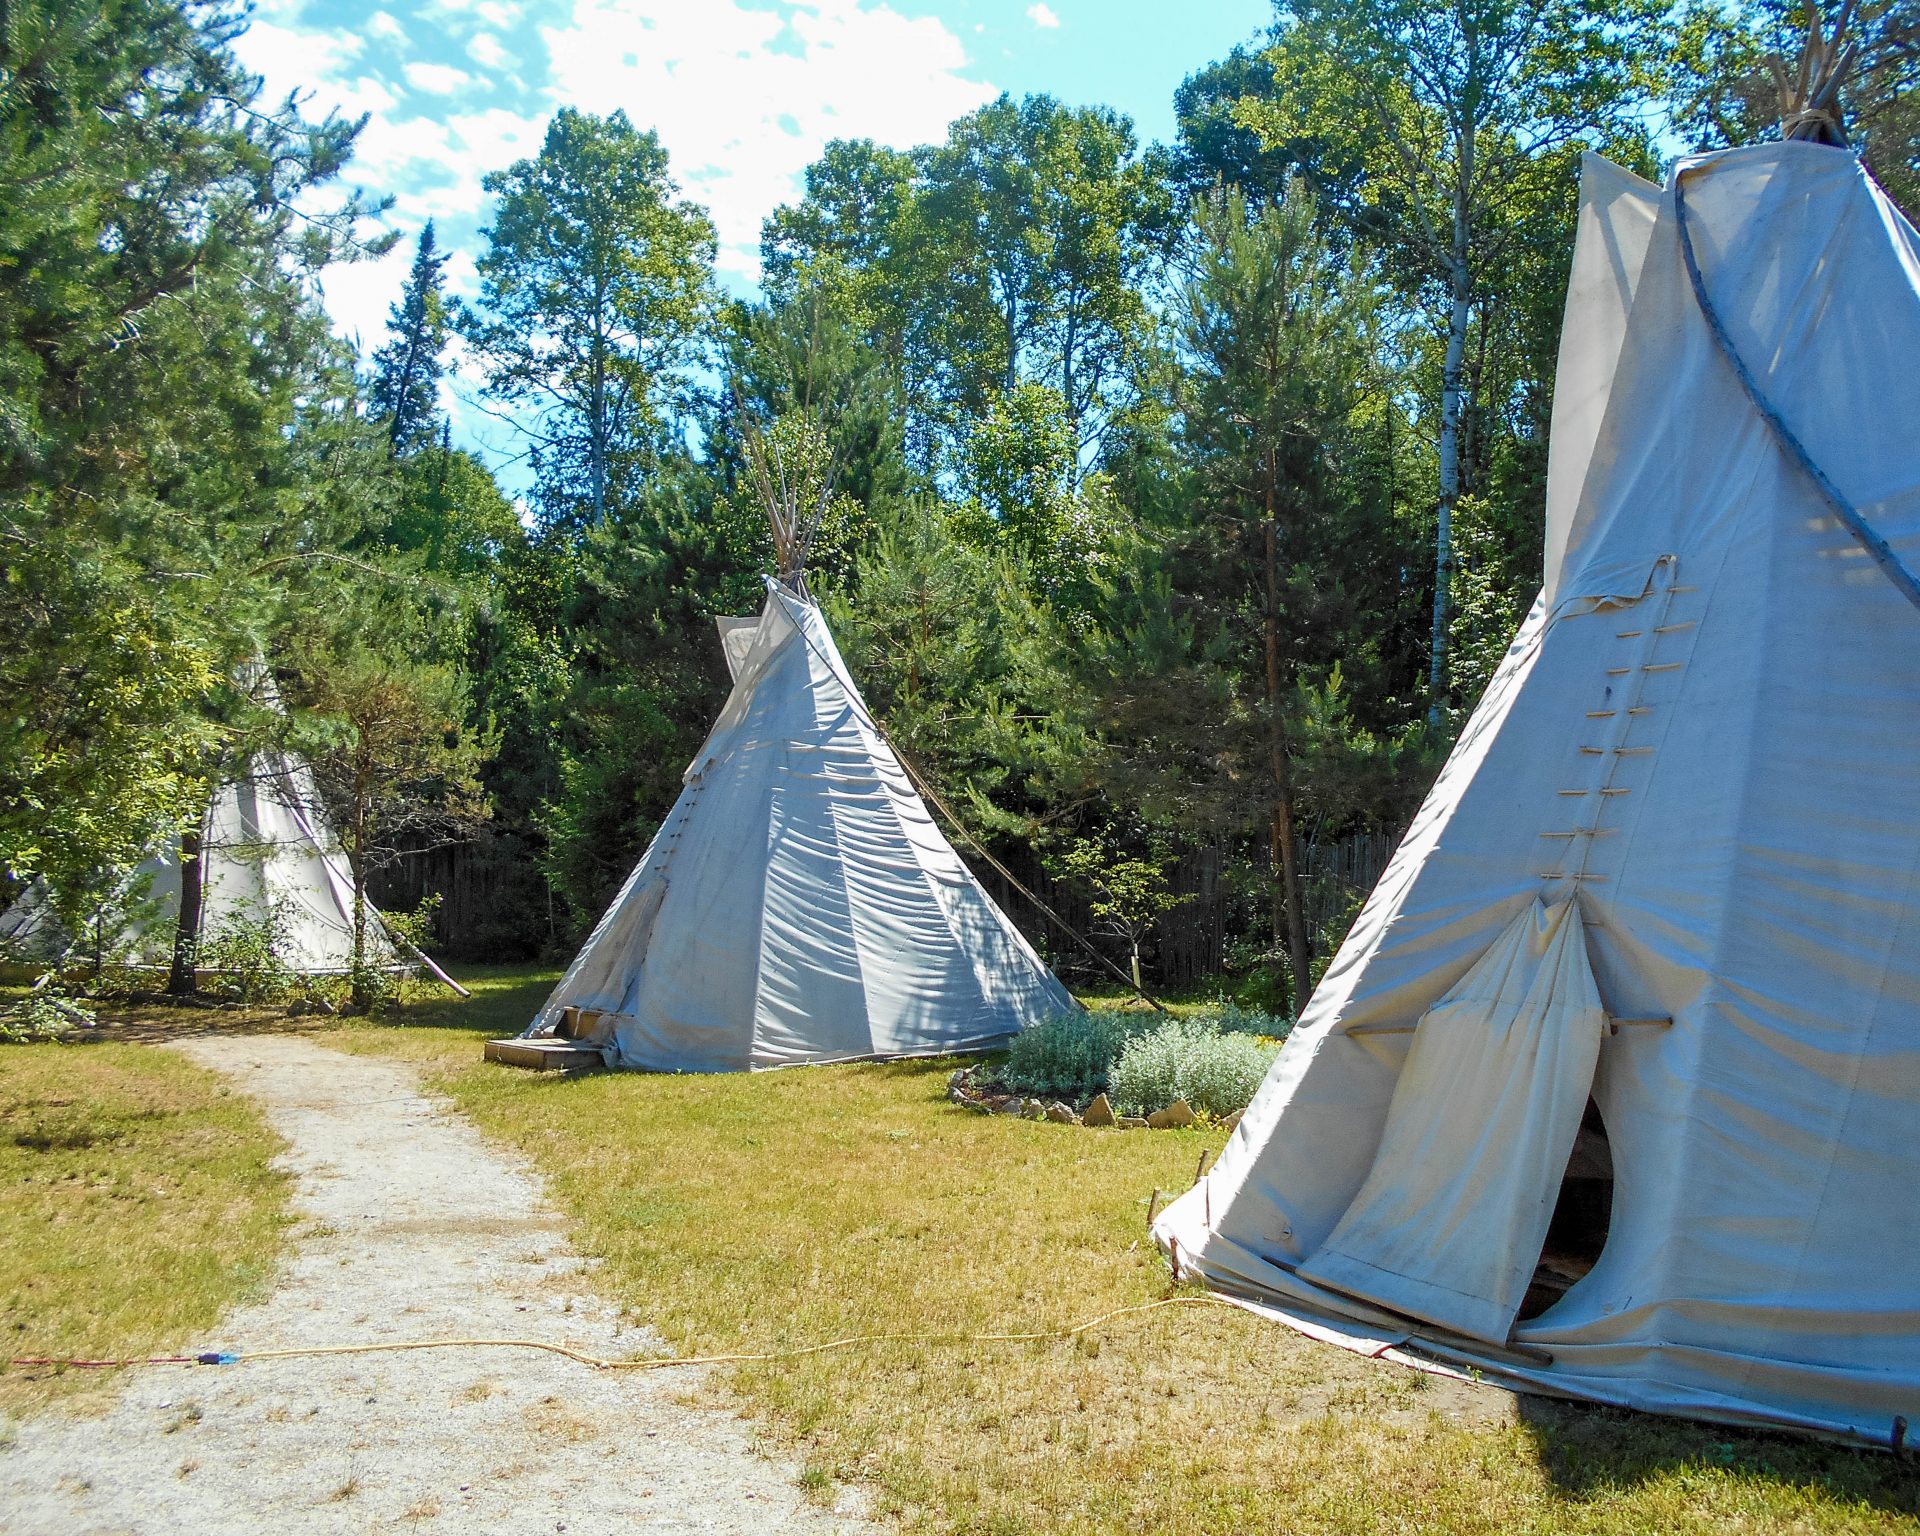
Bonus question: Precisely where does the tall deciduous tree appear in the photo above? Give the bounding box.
[918,94,1170,464]
[1244,0,1659,719]
[463,110,717,529]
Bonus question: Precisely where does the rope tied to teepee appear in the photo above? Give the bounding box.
[1672,129,1920,616]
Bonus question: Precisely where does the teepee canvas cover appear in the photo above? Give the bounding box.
[1154,141,1920,1443]
[526,582,1073,1071]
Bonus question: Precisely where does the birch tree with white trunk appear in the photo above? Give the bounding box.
[1243,0,1658,720]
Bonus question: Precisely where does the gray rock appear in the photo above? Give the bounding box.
[1082,1093,1116,1127]
[1118,1116,1149,1130]
[1045,1102,1079,1125]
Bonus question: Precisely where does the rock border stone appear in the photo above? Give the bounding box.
[946,1068,1242,1133]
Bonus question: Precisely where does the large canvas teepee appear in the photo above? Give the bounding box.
[1155,138,1920,1442]
[524,581,1074,1071]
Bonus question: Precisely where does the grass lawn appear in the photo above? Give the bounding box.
[317,965,1920,1535]
[0,1041,290,1419]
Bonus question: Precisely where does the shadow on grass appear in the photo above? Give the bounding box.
[1516,1393,1920,1518]
[85,963,562,1045]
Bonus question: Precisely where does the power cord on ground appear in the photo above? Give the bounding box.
[7,1295,1240,1376]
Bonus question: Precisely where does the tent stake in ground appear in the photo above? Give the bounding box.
[1155,34,1920,1443]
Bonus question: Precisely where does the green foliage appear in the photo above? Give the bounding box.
[370,223,452,454]
[1049,832,1191,988]
[1209,1000,1292,1038]
[1108,1016,1283,1118]
[196,902,297,1004]
[0,977,96,1045]
[827,498,1095,844]
[462,109,718,528]
[952,382,1128,614]
[296,649,491,1003]
[0,0,389,925]
[1446,493,1536,709]
[1000,1009,1152,1103]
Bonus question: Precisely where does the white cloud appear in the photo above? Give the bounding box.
[1026,3,1060,28]
[403,60,476,94]
[467,31,511,71]
[542,0,994,286]
[232,17,363,90]
[228,0,995,364]
[366,10,405,42]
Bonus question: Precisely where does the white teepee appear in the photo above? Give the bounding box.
[1155,139,1920,1443]
[525,581,1074,1071]
[2,695,397,976]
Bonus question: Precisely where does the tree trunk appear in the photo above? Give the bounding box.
[1130,941,1143,994]
[349,766,371,1010]
[1263,458,1312,1011]
[167,819,206,997]
[589,341,607,523]
[1427,186,1474,725]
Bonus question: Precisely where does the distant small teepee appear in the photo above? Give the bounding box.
[2,670,400,977]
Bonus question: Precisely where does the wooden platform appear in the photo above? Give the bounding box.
[483,1038,607,1073]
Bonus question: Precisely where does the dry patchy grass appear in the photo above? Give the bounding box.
[0,1041,289,1417]
[324,967,1920,1536]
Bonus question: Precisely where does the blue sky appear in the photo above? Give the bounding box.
[235,0,1271,469]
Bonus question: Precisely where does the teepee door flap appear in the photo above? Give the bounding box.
[1297,899,1608,1343]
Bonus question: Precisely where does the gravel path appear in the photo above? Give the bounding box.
[0,1034,876,1535]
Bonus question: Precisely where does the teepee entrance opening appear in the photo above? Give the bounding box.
[1518,1096,1615,1322]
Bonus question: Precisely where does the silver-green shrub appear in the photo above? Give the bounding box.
[1208,1001,1292,1040]
[1001,1009,1152,1102]
[1109,1017,1282,1118]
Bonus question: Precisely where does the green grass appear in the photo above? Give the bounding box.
[0,1041,290,1417]
[325,965,1920,1535]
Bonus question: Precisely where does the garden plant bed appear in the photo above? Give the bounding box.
[945,1062,1239,1132]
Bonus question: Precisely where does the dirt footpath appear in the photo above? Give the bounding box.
[0,1034,876,1535]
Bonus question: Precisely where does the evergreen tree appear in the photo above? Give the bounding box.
[0,0,389,937]
[370,223,450,455]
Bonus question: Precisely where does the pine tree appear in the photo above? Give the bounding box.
[371,223,450,455]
